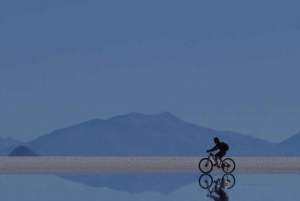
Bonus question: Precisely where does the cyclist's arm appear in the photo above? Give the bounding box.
[207,145,218,152]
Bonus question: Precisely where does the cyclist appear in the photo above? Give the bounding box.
[206,137,228,167]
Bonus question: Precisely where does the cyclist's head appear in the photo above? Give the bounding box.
[214,137,220,143]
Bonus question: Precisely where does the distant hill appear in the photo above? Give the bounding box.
[2,111,292,157]
[0,137,23,149]
[8,145,39,156]
[277,132,300,156]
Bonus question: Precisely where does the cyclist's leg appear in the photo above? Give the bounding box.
[219,151,226,161]
[214,152,221,166]
[218,151,227,167]
[215,151,226,165]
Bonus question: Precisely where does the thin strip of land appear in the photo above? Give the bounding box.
[0,157,299,174]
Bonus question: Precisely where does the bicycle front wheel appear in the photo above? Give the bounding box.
[199,173,213,189]
[222,158,235,173]
[199,158,213,173]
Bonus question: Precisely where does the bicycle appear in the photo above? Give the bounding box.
[198,173,236,190]
[198,173,234,201]
[198,152,236,173]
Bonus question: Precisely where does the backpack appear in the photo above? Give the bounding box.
[221,142,229,151]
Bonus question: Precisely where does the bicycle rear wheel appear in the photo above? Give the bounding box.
[199,173,213,189]
[222,158,235,173]
[222,173,236,189]
[199,158,213,173]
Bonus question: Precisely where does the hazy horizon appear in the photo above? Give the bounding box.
[1,0,300,142]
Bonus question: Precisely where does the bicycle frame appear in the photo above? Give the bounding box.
[206,152,224,166]
[205,178,222,195]
[204,179,214,194]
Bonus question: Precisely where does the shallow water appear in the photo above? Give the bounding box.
[0,173,299,200]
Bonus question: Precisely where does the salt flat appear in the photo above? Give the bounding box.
[0,157,299,174]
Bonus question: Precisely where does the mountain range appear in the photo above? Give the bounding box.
[2,111,299,157]
[1,111,300,194]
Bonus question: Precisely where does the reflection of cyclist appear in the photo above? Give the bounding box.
[207,187,229,201]
[207,178,229,201]
[206,137,228,167]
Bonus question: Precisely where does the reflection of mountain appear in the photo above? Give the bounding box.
[0,174,201,199]
[58,174,196,194]
[0,112,293,157]
[1,174,300,200]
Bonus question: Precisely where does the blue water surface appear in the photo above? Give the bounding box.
[0,173,298,200]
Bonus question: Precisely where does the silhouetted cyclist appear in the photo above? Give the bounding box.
[206,137,229,167]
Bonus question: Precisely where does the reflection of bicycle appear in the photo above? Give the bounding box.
[198,173,236,190]
[199,152,236,173]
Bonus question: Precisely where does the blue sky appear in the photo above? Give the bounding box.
[1,0,300,142]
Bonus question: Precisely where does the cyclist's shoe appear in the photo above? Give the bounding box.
[213,163,218,166]
[222,164,225,169]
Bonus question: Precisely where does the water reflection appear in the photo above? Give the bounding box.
[199,174,236,201]
[59,174,196,194]
[1,174,300,201]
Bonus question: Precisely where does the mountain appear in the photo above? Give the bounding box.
[278,132,300,156]
[8,145,39,156]
[0,137,23,149]
[2,111,292,157]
